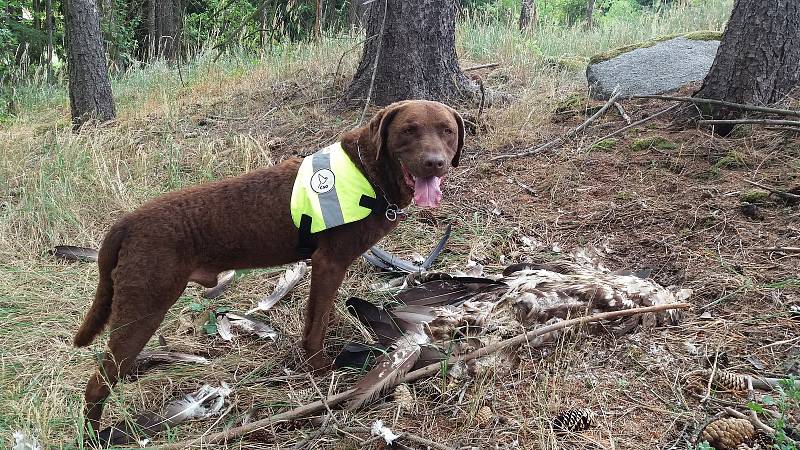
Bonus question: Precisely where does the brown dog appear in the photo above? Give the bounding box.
[73,99,464,433]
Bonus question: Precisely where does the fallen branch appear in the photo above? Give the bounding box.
[699,118,800,127]
[633,95,800,118]
[742,179,800,201]
[584,103,682,150]
[463,62,500,72]
[751,246,800,254]
[150,302,689,448]
[490,91,622,161]
[613,101,631,124]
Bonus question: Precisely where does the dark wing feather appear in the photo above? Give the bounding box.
[334,342,385,370]
[368,246,421,273]
[346,344,421,411]
[396,278,507,307]
[346,297,404,346]
[421,223,452,270]
[52,245,98,262]
[362,252,396,271]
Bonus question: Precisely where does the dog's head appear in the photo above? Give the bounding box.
[367,100,464,208]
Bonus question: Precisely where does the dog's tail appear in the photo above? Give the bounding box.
[73,224,126,347]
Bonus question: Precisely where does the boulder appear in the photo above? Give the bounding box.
[586,32,721,99]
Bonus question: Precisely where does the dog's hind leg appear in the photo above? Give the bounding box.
[83,267,187,438]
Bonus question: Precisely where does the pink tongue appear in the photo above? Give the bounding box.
[414,176,442,208]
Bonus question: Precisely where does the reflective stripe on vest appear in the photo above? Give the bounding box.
[290,142,377,233]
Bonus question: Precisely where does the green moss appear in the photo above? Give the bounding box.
[684,30,724,41]
[729,124,753,138]
[631,135,677,151]
[589,30,722,64]
[740,190,770,203]
[591,138,618,151]
[713,150,746,169]
[554,93,586,114]
[544,56,589,71]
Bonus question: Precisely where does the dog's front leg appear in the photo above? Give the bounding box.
[302,251,348,372]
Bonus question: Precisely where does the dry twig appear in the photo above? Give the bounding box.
[491,91,622,161]
[150,302,689,448]
[699,118,800,127]
[633,95,800,118]
[742,179,800,201]
[613,101,631,124]
[463,62,500,72]
[584,103,681,150]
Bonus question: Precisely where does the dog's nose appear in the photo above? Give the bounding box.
[423,155,446,170]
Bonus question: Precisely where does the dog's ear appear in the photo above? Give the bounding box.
[449,106,465,167]
[367,101,409,161]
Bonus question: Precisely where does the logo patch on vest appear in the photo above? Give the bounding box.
[310,168,335,194]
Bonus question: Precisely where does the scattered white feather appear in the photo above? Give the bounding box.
[12,431,41,450]
[163,382,232,424]
[247,262,308,314]
[216,315,233,341]
[371,420,400,444]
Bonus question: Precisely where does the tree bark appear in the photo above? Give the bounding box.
[64,0,116,128]
[585,0,596,28]
[348,0,368,29]
[695,0,800,116]
[346,0,474,106]
[46,0,53,81]
[145,0,181,59]
[519,0,537,31]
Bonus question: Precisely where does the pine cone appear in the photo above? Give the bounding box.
[701,417,755,450]
[751,431,774,449]
[393,384,413,411]
[712,370,748,392]
[551,408,596,433]
[475,405,494,427]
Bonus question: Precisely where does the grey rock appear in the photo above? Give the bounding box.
[586,36,720,99]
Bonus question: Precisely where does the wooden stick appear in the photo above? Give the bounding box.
[723,407,777,437]
[742,179,800,200]
[585,103,681,150]
[613,101,631,124]
[751,246,800,253]
[490,91,622,161]
[633,94,800,118]
[463,62,500,72]
[150,302,689,449]
[699,118,800,127]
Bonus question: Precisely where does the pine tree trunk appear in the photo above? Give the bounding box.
[153,0,181,59]
[695,0,800,110]
[519,0,537,31]
[585,0,596,28]
[46,0,53,82]
[346,0,473,106]
[64,0,116,128]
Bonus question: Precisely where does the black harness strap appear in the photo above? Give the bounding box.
[297,214,315,258]
[296,195,387,257]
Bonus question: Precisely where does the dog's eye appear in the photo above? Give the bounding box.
[402,127,416,135]
[443,128,454,135]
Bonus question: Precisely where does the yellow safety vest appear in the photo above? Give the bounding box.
[290,142,378,234]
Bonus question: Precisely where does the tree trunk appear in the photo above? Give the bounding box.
[346,0,473,106]
[585,0,596,28]
[64,0,116,128]
[315,0,322,40]
[144,0,181,59]
[348,0,368,29]
[46,0,53,81]
[519,0,537,31]
[695,0,800,116]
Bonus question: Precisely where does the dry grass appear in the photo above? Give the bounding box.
[3,2,799,448]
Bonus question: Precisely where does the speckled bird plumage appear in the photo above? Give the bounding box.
[343,248,692,409]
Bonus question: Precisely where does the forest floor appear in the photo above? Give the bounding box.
[2,22,800,450]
